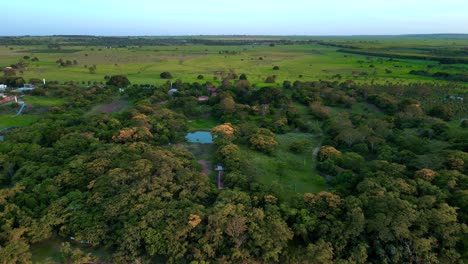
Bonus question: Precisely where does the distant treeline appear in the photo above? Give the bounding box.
[0,36,317,47]
[335,48,468,64]
[316,41,359,49]
[409,70,468,82]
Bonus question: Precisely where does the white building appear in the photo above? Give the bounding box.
[0,84,7,91]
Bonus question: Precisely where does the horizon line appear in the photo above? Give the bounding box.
[1,33,468,38]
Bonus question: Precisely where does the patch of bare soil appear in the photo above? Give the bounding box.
[94,100,128,114]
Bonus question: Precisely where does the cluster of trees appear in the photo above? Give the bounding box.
[335,48,468,64]
[0,36,318,48]
[0,75,466,263]
[409,70,468,82]
[0,76,25,87]
[56,58,78,67]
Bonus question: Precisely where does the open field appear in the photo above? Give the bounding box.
[187,116,220,131]
[22,95,65,106]
[0,95,66,129]
[1,35,467,87]
[241,132,326,196]
[0,114,40,130]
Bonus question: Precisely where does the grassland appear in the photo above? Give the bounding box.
[2,35,467,87]
[0,114,40,130]
[22,95,65,106]
[241,132,326,196]
[0,95,66,129]
[187,116,220,131]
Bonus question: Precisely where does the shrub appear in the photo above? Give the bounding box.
[249,128,278,154]
[428,105,454,121]
[273,66,280,70]
[289,140,308,153]
[318,146,341,161]
[106,75,130,87]
[309,102,331,121]
[160,71,173,79]
[461,120,468,128]
[28,78,43,85]
[264,75,276,83]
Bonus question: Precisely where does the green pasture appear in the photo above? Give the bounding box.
[0,96,65,129]
[2,40,463,86]
[0,114,40,130]
[241,132,326,197]
[187,116,220,131]
[23,95,65,106]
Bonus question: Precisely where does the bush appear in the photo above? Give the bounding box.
[318,159,338,175]
[428,105,454,121]
[289,140,309,153]
[273,66,280,70]
[29,78,43,86]
[249,128,278,154]
[197,74,204,80]
[264,75,276,83]
[309,102,331,121]
[337,152,365,172]
[160,72,173,79]
[461,119,468,128]
[31,88,46,96]
[106,75,130,87]
[318,146,341,161]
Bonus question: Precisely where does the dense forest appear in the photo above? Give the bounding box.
[0,71,466,263]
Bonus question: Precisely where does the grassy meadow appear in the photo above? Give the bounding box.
[0,96,66,129]
[2,35,467,87]
[241,132,326,197]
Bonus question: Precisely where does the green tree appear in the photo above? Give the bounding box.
[249,128,278,154]
[160,71,173,79]
[106,75,130,87]
[88,65,97,74]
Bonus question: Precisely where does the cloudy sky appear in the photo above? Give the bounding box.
[3,0,467,35]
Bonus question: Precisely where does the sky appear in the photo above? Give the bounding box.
[3,0,468,36]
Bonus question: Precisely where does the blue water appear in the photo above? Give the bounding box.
[186,131,213,144]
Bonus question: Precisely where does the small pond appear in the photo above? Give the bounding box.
[186,131,213,144]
